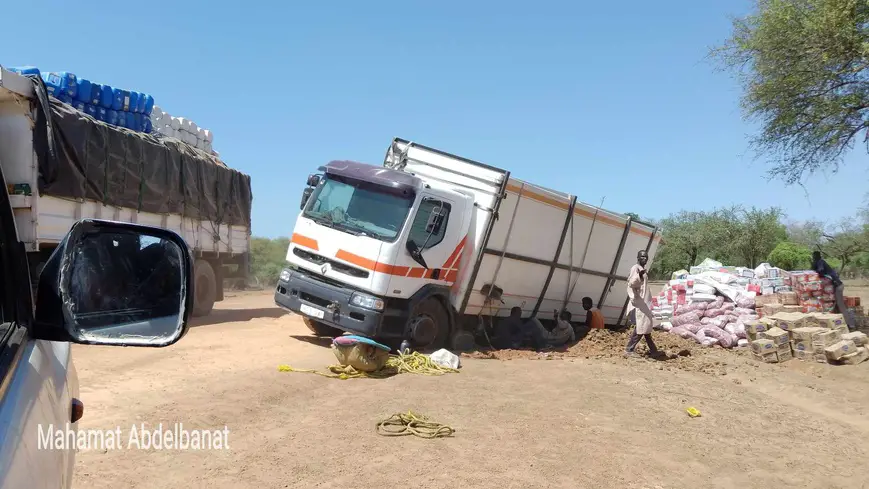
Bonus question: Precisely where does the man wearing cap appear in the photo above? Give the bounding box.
[812,251,856,331]
[625,250,659,358]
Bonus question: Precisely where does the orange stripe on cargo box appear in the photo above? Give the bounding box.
[335,249,410,276]
[291,233,319,251]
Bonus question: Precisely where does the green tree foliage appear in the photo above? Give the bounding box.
[715,0,869,183]
[250,237,290,286]
[725,206,788,268]
[768,241,813,270]
[648,206,785,278]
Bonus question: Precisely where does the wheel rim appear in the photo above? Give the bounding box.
[409,315,437,347]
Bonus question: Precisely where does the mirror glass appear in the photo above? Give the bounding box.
[300,187,314,210]
[65,230,186,345]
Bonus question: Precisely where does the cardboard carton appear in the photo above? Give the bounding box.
[744,320,767,336]
[793,349,814,361]
[763,304,784,317]
[760,327,790,347]
[839,347,869,365]
[751,338,776,355]
[841,331,868,347]
[812,329,842,349]
[834,324,849,337]
[770,312,808,332]
[812,313,845,329]
[778,292,799,305]
[752,351,779,363]
[824,340,858,362]
[791,340,813,353]
[777,347,794,362]
[791,326,826,342]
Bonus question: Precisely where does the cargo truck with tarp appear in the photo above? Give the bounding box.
[0,66,252,316]
[275,138,660,350]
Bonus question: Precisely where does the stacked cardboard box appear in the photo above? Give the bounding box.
[789,271,837,313]
[748,311,869,366]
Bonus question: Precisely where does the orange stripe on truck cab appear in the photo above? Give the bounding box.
[334,236,468,284]
[291,233,319,251]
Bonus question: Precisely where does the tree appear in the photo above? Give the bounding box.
[786,219,825,249]
[251,237,290,286]
[722,206,787,268]
[768,241,813,270]
[820,219,866,272]
[714,0,869,184]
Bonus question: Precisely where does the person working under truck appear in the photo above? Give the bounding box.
[582,297,605,330]
[812,251,856,331]
[624,250,659,358]
[493,307,575,350]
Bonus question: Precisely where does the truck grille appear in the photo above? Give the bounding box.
[293,248,370,279]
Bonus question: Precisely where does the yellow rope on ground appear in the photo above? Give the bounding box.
[277,351,459,380]
[376,411,455,439]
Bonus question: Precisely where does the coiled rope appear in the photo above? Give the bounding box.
[277,351,459,380]
[376,411,455,439]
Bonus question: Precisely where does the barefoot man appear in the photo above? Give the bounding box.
[624,250,659,358]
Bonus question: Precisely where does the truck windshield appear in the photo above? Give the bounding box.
[302,175,414,241]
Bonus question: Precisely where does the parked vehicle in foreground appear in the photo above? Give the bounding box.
[0,66,252,317]
[275,138,661,350]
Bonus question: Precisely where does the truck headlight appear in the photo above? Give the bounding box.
[279,269,291,282]
[350,292,384,311]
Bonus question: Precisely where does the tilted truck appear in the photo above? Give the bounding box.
[274,138,660,350]
[0,66,253,316]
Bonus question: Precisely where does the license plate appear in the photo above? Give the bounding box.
[300,304,325,319]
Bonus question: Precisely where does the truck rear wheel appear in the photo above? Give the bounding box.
[303,317,342,337]
[407,298,449,351]
[192,260,216,317]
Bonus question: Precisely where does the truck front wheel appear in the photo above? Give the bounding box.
[406,298,449,351]
[192,260,216,317]
[303,317,342,337]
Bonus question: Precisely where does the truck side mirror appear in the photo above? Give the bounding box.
[31,219,193,347]
[425,207,446,234]
[300,187,314,210]
[306,174,321,187]
[405,239,429,269]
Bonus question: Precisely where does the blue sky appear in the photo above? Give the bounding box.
[3,0,866,238]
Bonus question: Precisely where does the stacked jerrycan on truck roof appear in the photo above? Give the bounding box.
[8,65,215,154]
[0,65,250,318]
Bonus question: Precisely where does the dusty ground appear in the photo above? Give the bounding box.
[72,291,869,489]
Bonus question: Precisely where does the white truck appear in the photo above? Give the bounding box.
[275,138,661,350]
[0,66,253,316]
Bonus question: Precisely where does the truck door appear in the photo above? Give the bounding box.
[390,195,466,296]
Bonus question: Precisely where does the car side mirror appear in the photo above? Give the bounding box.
[405,239,428,269]
[32,219,193,347]
[306,174,321,187]
[300,187,314,210]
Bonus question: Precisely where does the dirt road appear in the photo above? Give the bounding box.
[72,291,869,489]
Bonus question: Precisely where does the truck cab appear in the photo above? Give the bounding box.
[274,160,474,350]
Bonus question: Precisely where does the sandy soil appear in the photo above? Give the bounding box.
[72,291,869,489]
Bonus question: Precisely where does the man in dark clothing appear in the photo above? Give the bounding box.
[492,307,525,349]
[812,251,856,331]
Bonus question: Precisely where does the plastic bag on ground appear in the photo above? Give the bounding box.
[671,311,701,327]
[691,293,717,302]
[733,307,755,316]
[712,296,725,309]
[735,293,757,309]
[725,322,747,339]
[430,349,461,369]
[721,303,735,312]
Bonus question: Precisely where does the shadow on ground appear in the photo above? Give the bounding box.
[289,335,334,348]
[190,307,287,327]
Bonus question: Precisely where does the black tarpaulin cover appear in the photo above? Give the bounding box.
[32,80,252,227]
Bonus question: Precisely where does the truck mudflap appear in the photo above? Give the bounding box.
[274,268,403,338]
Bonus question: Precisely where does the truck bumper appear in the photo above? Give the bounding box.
[274,268,387,337]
